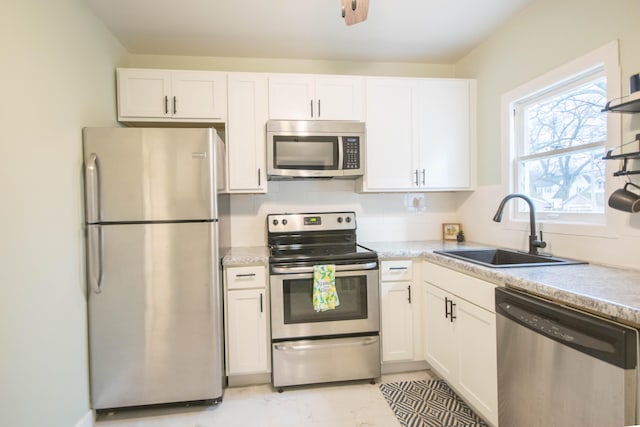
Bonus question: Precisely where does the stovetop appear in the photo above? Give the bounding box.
[269,243,377,264]
[267,212,377,265]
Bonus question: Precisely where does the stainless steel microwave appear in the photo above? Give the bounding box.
[266,120,366,179]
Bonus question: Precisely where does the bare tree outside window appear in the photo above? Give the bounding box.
[515,73,607,215]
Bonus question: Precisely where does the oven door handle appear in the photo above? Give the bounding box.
[273,336,378,352]
[271,262,378,275]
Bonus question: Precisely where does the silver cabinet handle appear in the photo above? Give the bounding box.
[414,169,419,186]
[408,285,412,304]
[318,99,321,117]
[258,168,261,187]
[388,267,407,271]
[422,168,426,185]
[84,153,100,224]
[173,96,177,114]
[260,292,263,313]
[164,96,168,114]
[235,273,256,278]
[310,99,314,118]
[87,225,103,294]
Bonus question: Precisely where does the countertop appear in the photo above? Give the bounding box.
[364,240,640,328]
[222,241,640,328]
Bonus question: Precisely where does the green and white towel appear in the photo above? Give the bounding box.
[313,264,339,312]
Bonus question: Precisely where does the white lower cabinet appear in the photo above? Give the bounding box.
[224,266,270,381]
[422,261,498,426]
[380,260,423,364]
[381,281,414,361]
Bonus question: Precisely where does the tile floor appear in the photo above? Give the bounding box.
[96,370,437,427]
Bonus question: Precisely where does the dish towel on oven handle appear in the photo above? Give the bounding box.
[313,264,339,312]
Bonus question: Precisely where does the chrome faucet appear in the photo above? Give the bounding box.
[493,193,547,255]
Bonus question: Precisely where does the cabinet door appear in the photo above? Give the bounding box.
[227,73,268,192]
[171,71,227,120]
[455,298,498,426]
[416,79,470,189]
[315,76,363,121]
[422,282,456,379]
[268,75,315,120]
[380,281,414,362]
[226,289,269,375]
[364,78,415,191]
[117,68,171,119]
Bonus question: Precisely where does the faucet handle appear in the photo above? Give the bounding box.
[533,231,547,249]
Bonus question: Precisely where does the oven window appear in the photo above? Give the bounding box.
[274,136,338,170]
[283,275,368,324]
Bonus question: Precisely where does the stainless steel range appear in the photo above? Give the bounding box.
[268,212,380,390]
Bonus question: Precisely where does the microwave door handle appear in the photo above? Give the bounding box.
[338,138,344,170]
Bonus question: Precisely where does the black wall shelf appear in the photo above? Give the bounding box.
[602,97,640,113]
[603,149,640,176]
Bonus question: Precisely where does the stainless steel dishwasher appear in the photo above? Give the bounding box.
[496,287,638,427]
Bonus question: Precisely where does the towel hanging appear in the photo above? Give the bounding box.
[313,264,340,312]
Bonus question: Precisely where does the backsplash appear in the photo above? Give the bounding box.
[228,180,466,246]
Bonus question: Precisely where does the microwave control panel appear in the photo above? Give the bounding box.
[343,137,360,169]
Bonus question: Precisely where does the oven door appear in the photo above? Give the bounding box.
[270,262,379,340]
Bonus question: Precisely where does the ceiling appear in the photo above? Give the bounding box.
[86,0,533,64]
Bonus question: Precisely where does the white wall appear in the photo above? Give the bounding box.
[229,180,465,246]
[0,1,126,426]
[455,0,640,269]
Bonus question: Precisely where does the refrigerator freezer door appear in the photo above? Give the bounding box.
[88,222,223,409]
[83,127,217,223]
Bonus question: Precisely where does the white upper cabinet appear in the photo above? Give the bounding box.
[416,79,470,189]
[227,73,268,193]
[117,68,227,123]
[364,79,415,190]
[268,74,363,121]
[363,77,474,192]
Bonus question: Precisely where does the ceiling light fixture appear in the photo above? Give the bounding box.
[341,0,369,26]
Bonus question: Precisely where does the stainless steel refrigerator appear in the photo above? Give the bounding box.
[82,127,228,410]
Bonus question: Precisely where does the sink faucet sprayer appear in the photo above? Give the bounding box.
[492,193,547,255]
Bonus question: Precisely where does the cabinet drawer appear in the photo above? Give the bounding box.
[226,266,266,290]
[380,260,413,281]
[422,261,496,312]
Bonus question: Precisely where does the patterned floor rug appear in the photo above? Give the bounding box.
[379,380,488,427]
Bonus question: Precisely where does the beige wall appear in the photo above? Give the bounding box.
[0,1,126,426]
[126,53,456,78]
[456,0,640,186]
[455,0,640,269]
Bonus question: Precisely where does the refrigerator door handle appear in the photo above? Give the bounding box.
[85,153,100,223]
[87,225,104,294]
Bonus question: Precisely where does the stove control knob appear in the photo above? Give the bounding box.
[272,219,279,226]
[282,219,288,226]
[337,217,343,223]
[345,216,352,223]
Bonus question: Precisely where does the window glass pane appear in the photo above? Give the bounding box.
[519,148,606,213]
[523,77,607,156]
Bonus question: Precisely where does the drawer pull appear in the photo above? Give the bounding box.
[235,273,257,278]
[388,267,408,271]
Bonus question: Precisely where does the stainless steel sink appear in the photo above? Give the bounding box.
[433,248,587,268]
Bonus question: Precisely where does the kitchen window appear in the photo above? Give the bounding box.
[504,42,620,227]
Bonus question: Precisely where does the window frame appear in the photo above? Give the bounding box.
[500,41,621,238]
[512,67,608,224]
